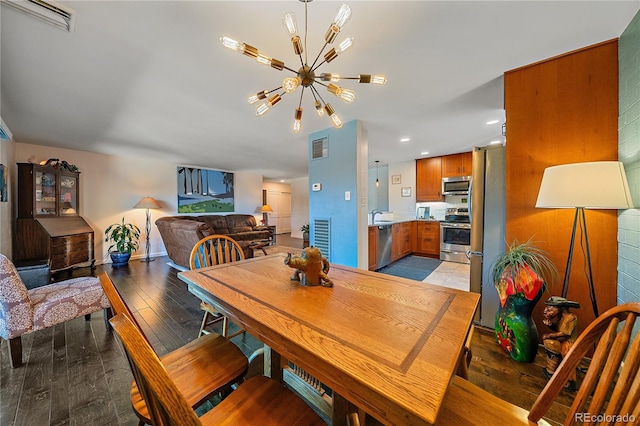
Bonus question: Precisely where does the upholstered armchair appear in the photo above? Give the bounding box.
[0,254,110,368]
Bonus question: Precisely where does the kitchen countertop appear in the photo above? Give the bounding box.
[368,219,441,227]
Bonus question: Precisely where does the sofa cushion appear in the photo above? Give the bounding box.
[225,214,258,234]
[198,215,230,234]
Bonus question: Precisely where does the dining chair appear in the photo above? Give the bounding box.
[189,235,246,338]
[98,273,248,426]
[110,313,325,425]
[436,302,640,425]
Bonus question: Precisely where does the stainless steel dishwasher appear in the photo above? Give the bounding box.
[377,224,393,268]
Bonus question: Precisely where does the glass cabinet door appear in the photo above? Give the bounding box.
[60,174,78,215]
[35,169,58,215]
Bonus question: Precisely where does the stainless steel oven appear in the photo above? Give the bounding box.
[440,208,471,264]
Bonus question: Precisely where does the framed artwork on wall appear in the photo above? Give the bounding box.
[401,187,411,197]
[177,166,234,213]
[392,175,401,184]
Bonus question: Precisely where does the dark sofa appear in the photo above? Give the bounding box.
[156,214,271,268]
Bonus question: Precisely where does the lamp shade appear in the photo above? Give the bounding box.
[536,161,633,209]
[133,196,161,209]
[261,204,273,213]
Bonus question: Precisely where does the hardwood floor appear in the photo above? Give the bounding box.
[1,234,573,425]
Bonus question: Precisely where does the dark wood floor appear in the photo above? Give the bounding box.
[1,234,574,425]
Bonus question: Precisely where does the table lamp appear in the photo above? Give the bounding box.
[134,196,161,262]
[536,161,633,316]
[261,204,273,226]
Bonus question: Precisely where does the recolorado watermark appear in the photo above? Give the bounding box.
[575,413,636,423]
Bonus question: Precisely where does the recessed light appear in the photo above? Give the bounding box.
[420,151,429,156]
[400,137,410,142]
[486,120,499,125]
[489,140,502,145]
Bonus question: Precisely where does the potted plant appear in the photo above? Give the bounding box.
[105,217,140,267]
[301,223,310,248]
[491,239,557,362]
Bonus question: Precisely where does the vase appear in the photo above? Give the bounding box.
[110,252,131,268]
[495,290,542,362]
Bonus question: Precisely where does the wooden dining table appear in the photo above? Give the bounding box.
[178,254,479,426]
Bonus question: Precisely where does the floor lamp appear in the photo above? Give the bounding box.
[134,196,161,263]
[536,161,633,317]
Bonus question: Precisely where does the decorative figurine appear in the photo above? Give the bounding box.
[541,296,580,390]
[284,246,333,287]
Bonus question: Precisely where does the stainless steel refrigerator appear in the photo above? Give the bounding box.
[468,145,506,328]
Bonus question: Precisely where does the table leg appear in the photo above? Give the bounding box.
[263,345,283,383]
[333,392,361,426]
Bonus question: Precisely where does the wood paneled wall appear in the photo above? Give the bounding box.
[504,40,619,332]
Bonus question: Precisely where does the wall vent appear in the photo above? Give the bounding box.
[1,0,76,32]
[313,218,331,261]
[312,137,328,159]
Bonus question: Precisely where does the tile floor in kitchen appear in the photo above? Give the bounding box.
[423,261,470,291]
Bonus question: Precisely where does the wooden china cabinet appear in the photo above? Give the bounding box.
[15,163,95,273]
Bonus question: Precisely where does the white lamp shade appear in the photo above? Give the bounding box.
[536,161,633,209]
[134,196,161,209]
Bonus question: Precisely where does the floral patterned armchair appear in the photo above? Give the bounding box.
[0,254,110,367]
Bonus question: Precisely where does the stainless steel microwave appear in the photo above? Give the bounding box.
[442,176,471,195]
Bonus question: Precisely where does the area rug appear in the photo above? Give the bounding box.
[377,256,442,281]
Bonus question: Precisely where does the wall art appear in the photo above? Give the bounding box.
[177,166,234,213]
[0,164,7,202]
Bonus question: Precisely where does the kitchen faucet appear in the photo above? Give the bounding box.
[371,209,383,223]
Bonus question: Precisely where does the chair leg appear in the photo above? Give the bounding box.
[8,337,23,368]
[84,313,91,321]
[104,308,113,330]
[198,311,210,338]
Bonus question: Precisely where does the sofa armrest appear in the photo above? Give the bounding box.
[17,262,52,290]
[253,226,269,231]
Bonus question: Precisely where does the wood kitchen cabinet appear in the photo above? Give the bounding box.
[441,152,472,178]
[391,222,413,262]
[415,221,440,258]
[416,157,443,202]
[15,163,95,273]
[368,226,378,271]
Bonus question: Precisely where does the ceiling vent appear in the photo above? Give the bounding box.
[1,0,76,32]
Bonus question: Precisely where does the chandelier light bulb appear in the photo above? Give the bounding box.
[256,94,282,117]
[333,4,352,29]
[370,74,387,85]
[293,107,303,134]
[220,34,242,52]
[248,90,268,105]
[327,83,356,104]
[321,73,341,82]
[315,100,325,117]
[324,103,343,128]
[282,12,298,37]
[335,37,354,55]
[256,52,272,66]
[282,77,301,93]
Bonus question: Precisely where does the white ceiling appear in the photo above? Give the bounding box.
[2,1,638,181]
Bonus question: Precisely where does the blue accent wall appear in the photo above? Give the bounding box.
[308,120,359,267]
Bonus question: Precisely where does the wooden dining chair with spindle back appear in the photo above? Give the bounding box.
[98,273,248,426]
[189,235,246,338]
[110,314,325,426]
[436,302,640,425]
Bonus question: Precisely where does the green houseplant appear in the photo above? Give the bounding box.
[105,217,140,267]
[301,223,310,248]
[491,239,557,362]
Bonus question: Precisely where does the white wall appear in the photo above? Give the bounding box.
[14,143,263,264]
[388,160,417,221]
[290,177,309,239]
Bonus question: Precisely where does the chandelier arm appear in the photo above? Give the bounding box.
[311,58,329,73]
[298,87,305,109]
[311,84,328,105]
[282,65,300,74]
[313,80,329,89]
[309,42,329,70]
[304,0,309,65]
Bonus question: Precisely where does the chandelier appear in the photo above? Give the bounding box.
[220,0,386,133]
